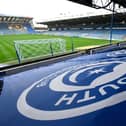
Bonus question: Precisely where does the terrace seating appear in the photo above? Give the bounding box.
[42,29,126,40]
[0,23,35,35]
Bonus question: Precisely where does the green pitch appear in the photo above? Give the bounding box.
[0,34,116,64]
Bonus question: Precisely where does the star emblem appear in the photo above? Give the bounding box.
[89,68,106,75]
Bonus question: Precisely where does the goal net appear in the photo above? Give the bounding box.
[14,38,66,63]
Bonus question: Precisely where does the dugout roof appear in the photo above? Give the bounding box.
[69,0,126,8]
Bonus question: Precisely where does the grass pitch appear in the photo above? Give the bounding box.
[0,34,116,63]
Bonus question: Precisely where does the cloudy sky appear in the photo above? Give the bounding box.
[0,0,111,22]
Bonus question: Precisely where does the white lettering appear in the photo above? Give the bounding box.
[99,84,120,95]
[77,91,96,103]
[55,93,77,106]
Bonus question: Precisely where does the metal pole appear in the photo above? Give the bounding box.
[14,43,21,64]
[71,37,74,52]
[109,2,115,45]
[50,42,53,56]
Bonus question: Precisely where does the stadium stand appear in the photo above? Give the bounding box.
[0,16,35,35]
[41,29,126,40]
[24,24,35,33]
[39,12,126,40]
[1,1,126,126]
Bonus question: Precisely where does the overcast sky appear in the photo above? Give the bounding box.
[0,0,111,22]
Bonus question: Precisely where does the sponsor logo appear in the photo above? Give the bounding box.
[17,61,126,120]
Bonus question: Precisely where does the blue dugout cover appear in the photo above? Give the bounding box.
[0,49,126,126]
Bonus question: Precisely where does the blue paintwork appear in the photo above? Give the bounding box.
[0,49,126,126]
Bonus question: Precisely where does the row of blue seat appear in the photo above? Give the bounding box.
[42,29,126,40]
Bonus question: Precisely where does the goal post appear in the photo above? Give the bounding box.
[14,38,66,63]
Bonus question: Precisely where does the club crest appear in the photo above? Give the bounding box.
[17,61,126,120]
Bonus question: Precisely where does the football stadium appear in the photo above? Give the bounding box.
[0,0,126,126]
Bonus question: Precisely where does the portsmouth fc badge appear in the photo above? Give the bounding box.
[17,61,126,120]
